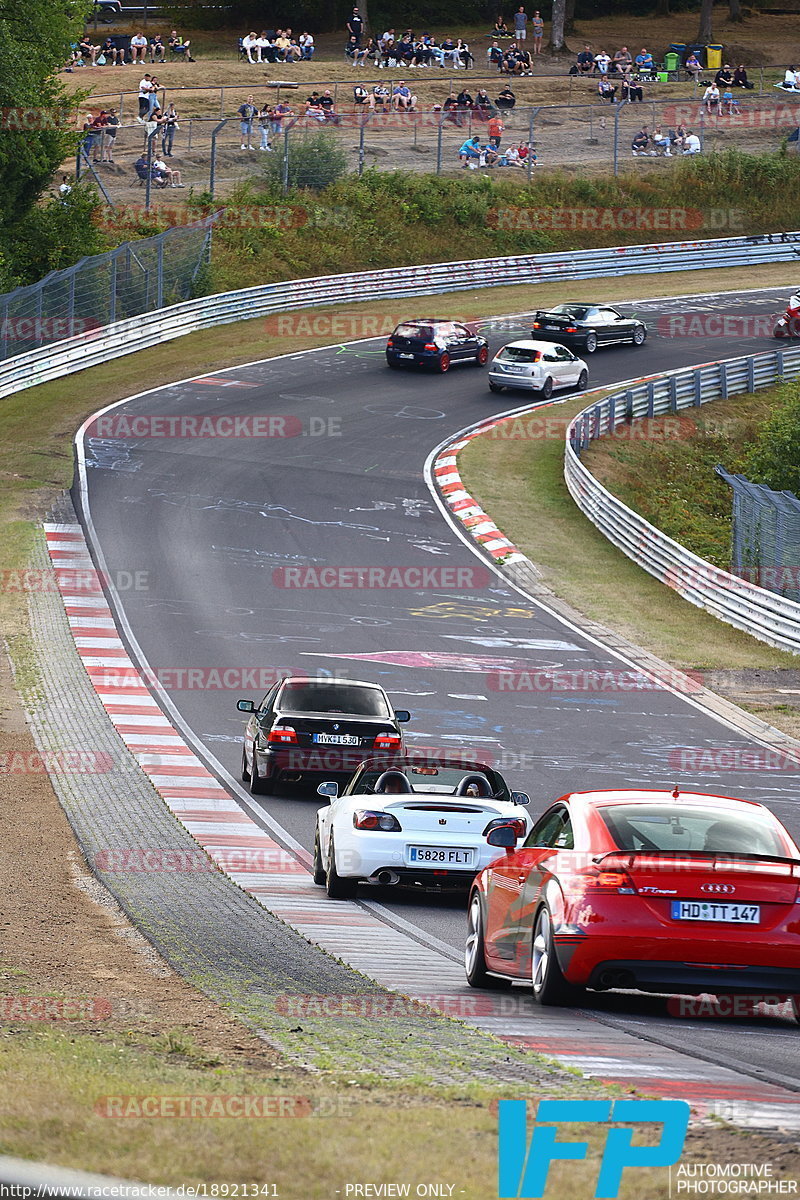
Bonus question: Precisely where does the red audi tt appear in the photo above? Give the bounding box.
[465,788,800,1016]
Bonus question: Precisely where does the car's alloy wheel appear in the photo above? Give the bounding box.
[577,369,589,390]
[326,835,358,899]
[465,894,512,989]
[438,352,451,373]
[584,333,598,353]
[488,381,504,393]
[312,827,327,885]
[531,906,577,1005]
[241,747,251,783]
[540,377,553,399]
[476,345,489,366]
[633,325,646,345]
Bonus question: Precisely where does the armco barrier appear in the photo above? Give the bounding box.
[564,348,800,654]
[1,230,800,400]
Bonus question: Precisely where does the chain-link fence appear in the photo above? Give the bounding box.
[716,466,800,603]
[75,84,800,210]
[0,215,216,360]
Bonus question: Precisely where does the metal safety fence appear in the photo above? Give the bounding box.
[716,465,800,604]
[0,215,216,360]
[565,350,800,654]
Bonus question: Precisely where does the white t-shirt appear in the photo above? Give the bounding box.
[684,134,701,152]
[595,53,610,72]
[131,35,147,48]
[300,33,313,46]
[138,77,153,97]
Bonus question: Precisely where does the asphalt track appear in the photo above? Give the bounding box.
[75,286,800,1088]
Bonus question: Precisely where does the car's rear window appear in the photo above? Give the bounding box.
[551,305,591,319]
[599,804,786,856]
[279,683,390,717]
[393,324,434,339]
[498,346,542,363]
[353,766,496,795]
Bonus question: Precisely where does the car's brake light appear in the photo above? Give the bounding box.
[386,338,394,347]
[424,343,437,351]
[564,866,637,895]
[374,731,402,750]
[483,817,526,839]
[532,321,541,329]
[353,810,402,832]
[565,326,578,333]
[267,725,298,744]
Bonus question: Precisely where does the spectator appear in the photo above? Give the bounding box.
[514,6,527,42]
[577,44,594,74]
[149,34,165,62]
[257,103,273,150]
[703,81,720,112]
[58,175,72,199]
[392,80,416,110]
[238,94,257,149]
[258,33,279,63]
[101,37,124,65]
[459,39,474,68]
[722,89,740,114]
[79,35,101,64]
[488,40,504,68]
[319,90,341,124]
[491,16,510,37]
[685,52,703,82]
[495,84,516,110]
[135,152,166,187]
[503,143,525,167]
[683,129,701,153]
[443,91,463,125]
[459,135,482,166]
[354,82,369,106]
[270,100,293,136]
[598,76,616,103]
[103,107,120,161]
[412,37,431,66]
[274,31,291,59]
[372,83,391,112]
[346,35,363,63]
[81,112,98,158]
[672,122,688,151]
[612,46,632,74]
[168,30,194,60]
[635,47,653,72]
[631,126,650,154]
[153,155,185,187]
[440,36,461,68]
[161,103,178,156]
[715,63,734,88]
[347,7,363,44]
[305,91,326,121]
[243,32,261,63]
[299,31,315,59]
[733,64,754,89]
[473,88,494,118]
[147,78,161,118]
[594,49,611,74]
[531,10,544,55]
[137,74,154,122]
[285,36,303,61]
[90,111,108,162]
[652,125,671,155]
[621,76,643,102]
[487,112,504,147]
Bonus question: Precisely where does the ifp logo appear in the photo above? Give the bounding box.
[498,1098,689,1198]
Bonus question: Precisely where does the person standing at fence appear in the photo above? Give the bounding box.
[514,7,527,43]
[238,95,257,150]
[258,103,274,150]
[531,11,543,54]
[270,100,293,139]
[137,74,154,121]
[147,78,162,119]
[487,112,504,148]
[161,104,178,156]
[103,107,120,161]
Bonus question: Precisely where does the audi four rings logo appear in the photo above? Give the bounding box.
[700,883,736,894]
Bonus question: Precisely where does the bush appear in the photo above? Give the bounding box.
[744,381,800,496]
[263,131,348,192]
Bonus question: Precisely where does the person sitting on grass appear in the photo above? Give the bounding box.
[621,76,643,101]
[631,126,650,155]
[683,129,701,153]
[491,15,511,37]
[612,46,632,74]
[495,84,516,110]
[782,66,800,89]
[598,76,616,103]
[651,125,671,155]
[459,135,482,166]
[594,49,611,74]
[305,92,327,122]
[442,92,463,125]
[577,44,594,74]
[715,63,734,88]
[79,35,101,64]
[733,64,754,89]
[473,88,494,119]
[502,143,525,167]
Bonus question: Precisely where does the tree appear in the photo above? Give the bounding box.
[0,0,84,232]
[550,0,566,54]
[744,384,800,496]
[696,0,714,44]
[729,0,743,21]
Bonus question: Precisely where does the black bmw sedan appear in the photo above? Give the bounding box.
[531,303,647,353]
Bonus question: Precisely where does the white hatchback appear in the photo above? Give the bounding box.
[488,339,589,398]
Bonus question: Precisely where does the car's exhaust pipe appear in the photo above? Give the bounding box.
[281,773,302,783]
[597,968,635,990]
[374,869,400,886]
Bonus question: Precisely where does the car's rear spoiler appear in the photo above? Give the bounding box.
[594,850,800,869]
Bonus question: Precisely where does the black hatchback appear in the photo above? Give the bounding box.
[531,304,647,353]
[386,319,489,373]
[237,677,411,793]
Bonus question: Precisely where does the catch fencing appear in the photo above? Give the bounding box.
[565,350,800,654]
[716,465,800,604]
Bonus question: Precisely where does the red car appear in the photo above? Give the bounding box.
[465,789,800,1016]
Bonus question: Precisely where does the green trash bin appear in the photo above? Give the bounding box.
[706,44,723,70]
[657,71,669,82]
[664,52,680,72]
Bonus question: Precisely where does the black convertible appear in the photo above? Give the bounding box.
[531,303,647,353]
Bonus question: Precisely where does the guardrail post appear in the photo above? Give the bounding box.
[719,361,728,400]
[209,119,227,198]
[746,356,755,392]
[693,369,703,406]
[776,349,785,377]
[669,375,678,411]
[607,395,616,433]
[625,390,634,422]
[646,380,655,416]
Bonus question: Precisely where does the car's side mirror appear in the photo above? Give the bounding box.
[394,709,411,723]
[486,825,517,848]
[237,699,256,713]
[511,791,530,806]
[317,781,339,798]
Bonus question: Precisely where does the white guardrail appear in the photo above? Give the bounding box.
[565,347,800,655]
[2,229,800,400]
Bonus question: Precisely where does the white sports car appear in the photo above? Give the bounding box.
[313,756,532,899]
[488,338,589,397]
